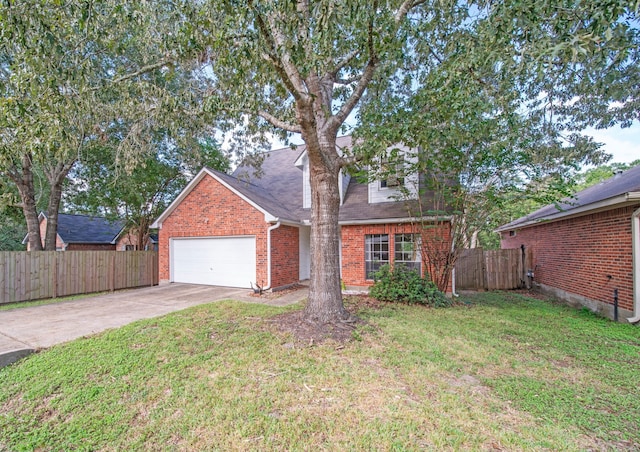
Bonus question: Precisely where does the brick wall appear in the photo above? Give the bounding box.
[158,174,271,285]
[501,205,638,313]
[270,225,299,288]
[341,222,452,291]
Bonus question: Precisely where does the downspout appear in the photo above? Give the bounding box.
[263,221,281,291]
[628,207,640,323]
[450,218,459,297]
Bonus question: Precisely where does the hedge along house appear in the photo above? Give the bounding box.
[151,136,453,291]
[498,164,640,323]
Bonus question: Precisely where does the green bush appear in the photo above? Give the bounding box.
[369,264,451,307]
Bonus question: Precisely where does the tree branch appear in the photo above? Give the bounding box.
[335,76,361,85]
[326,5,379,133]
[395,0,426,24]
[330,49,360,77]
[249,0,308,103]
[258,110,302,133]
[109,59,173,84]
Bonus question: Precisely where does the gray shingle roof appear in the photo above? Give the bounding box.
[55,213,125,244]
[497,164,640,231]
[210,136,436,223]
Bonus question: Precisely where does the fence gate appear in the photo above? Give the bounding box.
[455,248,523,290]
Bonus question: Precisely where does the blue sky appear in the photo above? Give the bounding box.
[584,123,640,164]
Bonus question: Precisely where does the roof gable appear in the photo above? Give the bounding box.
[151,167,283,228]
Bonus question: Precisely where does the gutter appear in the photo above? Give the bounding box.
[496,192,640,233]
[263,220,281,290]
[339,215,452,226]
[628,206,640,323]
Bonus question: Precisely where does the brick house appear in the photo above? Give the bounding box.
[25,212,125,251]
[497,165,640,323]
[151,136,452,291]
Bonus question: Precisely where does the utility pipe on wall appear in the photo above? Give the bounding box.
[263,221,281,291]
[628,207,640,323]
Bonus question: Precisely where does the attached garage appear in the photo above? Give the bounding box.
[170,236,256,288]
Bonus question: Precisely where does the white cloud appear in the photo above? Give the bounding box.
[582,123,640,164]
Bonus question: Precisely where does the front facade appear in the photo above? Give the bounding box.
[153,137,452,291]
[498,165,640,323]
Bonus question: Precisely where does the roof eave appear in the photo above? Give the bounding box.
[339,215,453,226]
[496,192,640,232]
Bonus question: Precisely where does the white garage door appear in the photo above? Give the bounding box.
[171,237,256,288]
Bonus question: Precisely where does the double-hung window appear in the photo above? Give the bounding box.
[394,234,421,274]
[365,234,389,279]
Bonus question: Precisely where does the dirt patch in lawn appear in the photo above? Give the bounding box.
[267,296,383,345]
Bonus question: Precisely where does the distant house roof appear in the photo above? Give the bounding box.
[46,213,124,244]
[497,164,640,232]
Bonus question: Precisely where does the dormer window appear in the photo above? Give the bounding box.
[380,159,404,189]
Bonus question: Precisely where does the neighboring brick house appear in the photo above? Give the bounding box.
[115,230,159,251]
[497,165,640,323]
[25,212,125,251]
[151,136,452,291]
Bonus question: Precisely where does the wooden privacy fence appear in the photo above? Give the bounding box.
[455,248,524,290]
[0,251,158,305]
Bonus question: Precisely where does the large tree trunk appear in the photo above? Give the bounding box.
[9,154,43,251]
[302,132,350,324]
[44,181,64,251]
[43,160,75,250]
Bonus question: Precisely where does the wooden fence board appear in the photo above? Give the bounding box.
[0,251,158,305]
[455,248,523,290]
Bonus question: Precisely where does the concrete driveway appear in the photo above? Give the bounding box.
[0,283,306,368]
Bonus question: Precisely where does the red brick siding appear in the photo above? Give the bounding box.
[158,175,270,285]
[341,222,452,291]
[501,205,638,312]
[270,225,300,288]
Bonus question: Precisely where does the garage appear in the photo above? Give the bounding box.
[171,236,256,288]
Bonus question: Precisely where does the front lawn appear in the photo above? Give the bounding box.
[1,292,638,450]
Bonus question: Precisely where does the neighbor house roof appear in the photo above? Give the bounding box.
[496,164,640,232]
[22,212,125,245]
[55,213,125,244]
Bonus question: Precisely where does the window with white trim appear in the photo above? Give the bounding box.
[394,234,421,274]
[365,234,389,279]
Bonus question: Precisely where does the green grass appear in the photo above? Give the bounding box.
[0,292,104,312]
[1,292,638,450]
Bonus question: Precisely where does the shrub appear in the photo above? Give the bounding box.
[369,264,451,307]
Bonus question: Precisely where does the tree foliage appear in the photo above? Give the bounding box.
[0,1,210,250]
[355,0,637,262]
[66,137,229,249]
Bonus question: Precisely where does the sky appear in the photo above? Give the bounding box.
[584,123,640,164]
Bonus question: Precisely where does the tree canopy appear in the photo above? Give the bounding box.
[1,0,637,327]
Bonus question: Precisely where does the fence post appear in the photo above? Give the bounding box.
[52,253,58,299]
[109,251,116,292]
